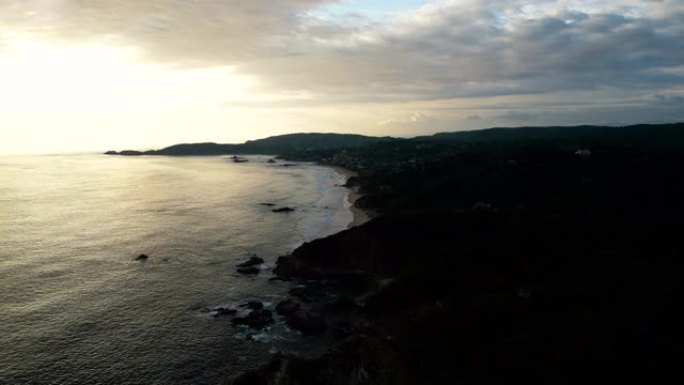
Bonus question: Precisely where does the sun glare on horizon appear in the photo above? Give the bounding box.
[0,37,264,155]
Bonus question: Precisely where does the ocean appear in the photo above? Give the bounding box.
[0,154,352,385]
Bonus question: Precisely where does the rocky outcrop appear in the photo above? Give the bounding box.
[213,307,237,317]
[236,255,264,275]
[236,256,264,268]
[272,256,303,278]
[272,217,414,278]
[237,266,260,275]
[231,309,274,330]
[240,301,264,310]
[231,335,404,385]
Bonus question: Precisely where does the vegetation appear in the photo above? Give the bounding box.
[105,133,395,156]
[110,123,684,383]
[236,123,684,384]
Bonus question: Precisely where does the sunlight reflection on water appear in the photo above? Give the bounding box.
[0,154,351,385]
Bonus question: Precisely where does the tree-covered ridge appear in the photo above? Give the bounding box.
[105,133,396,156]
[106,123,684,157]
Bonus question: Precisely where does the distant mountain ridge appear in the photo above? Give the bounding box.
[105,123,684,156]
[105,133,397,156]
[415,123,684,148]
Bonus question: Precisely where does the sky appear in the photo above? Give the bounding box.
[0,0,683,154]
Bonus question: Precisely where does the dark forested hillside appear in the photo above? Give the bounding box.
[234,122,684,385]
[106,123,684,157]
[417,123,684,148]
[105,133,396,156]
[105,123,684,384]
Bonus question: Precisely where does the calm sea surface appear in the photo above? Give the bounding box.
[0,154,352,385]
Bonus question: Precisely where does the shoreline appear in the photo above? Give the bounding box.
[346,186,372,228]
[329,166,374,229]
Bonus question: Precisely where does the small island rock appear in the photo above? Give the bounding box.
[272,207,295,213]
[237,266,261,275]
[237,256,264,268]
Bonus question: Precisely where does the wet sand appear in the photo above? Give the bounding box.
[330,166,374,228]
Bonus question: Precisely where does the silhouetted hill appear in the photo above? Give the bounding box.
[417,123,684,149]
[149,142,240,156]
[106,123,684,158]
[105,133,396,156]
[240,133,397,154]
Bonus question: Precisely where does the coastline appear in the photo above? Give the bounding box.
[329,166,374,229]
[100,127,684,385]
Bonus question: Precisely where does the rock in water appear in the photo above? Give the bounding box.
[272,207,295,213]
[231,155,248,163]
[237,266,261,275]
[213,307,237,317]
[135,254,149,261]
[240,301,264,310]
[237,256,264,268]
[231,309,274,329]
[268,276,293,282]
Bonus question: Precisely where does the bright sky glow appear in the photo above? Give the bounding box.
[0,38,273,154]
[0,39,259,112]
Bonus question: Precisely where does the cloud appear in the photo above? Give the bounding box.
[0,0,335,66]
[497,111,540,123]
[2,0,683,129]
[653,91,684,106]
[302,0,683,99]
[378,111,434,127]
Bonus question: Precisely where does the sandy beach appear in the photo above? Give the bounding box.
[331,166,374,228]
